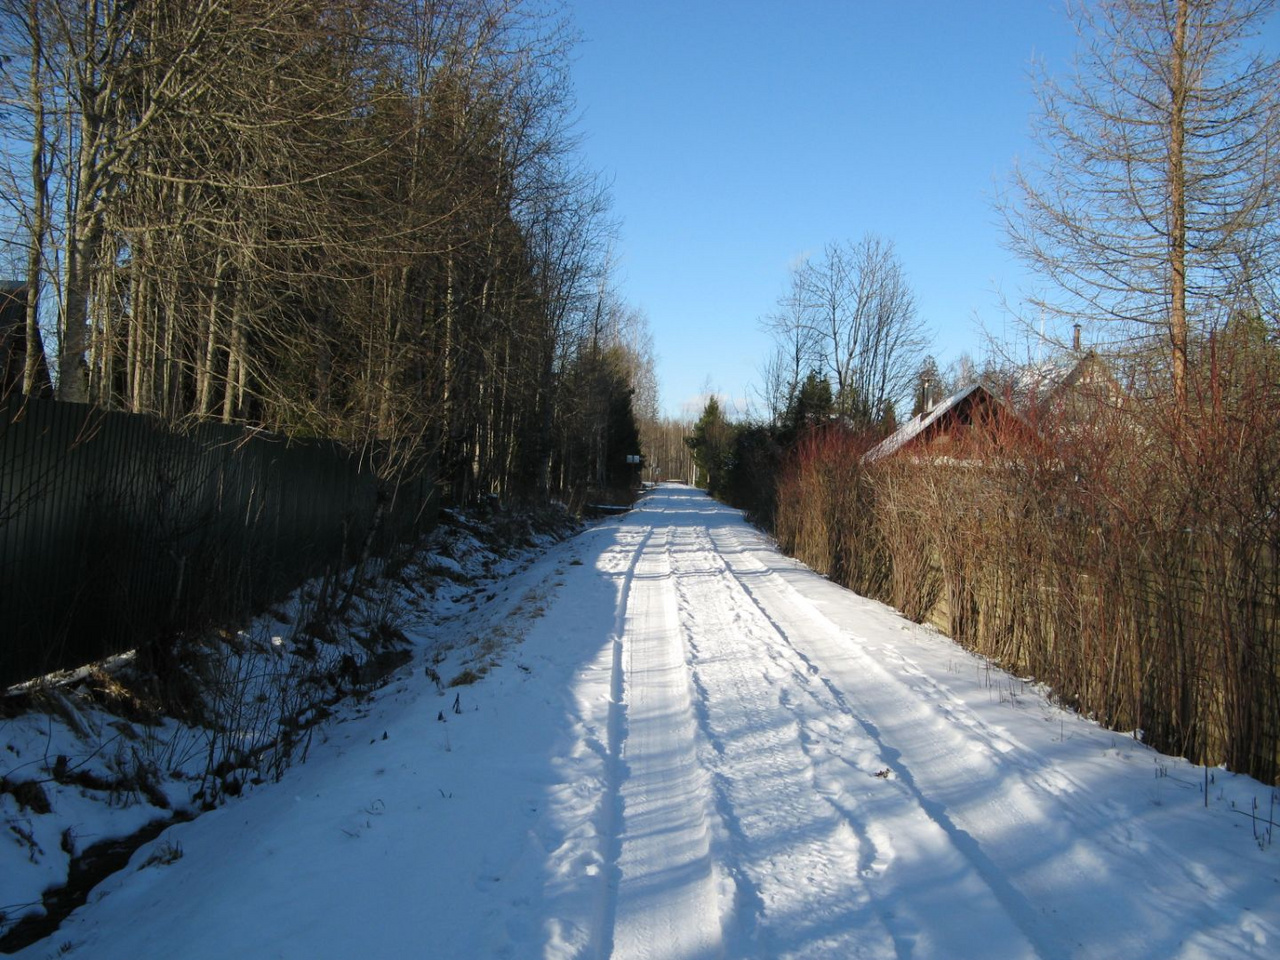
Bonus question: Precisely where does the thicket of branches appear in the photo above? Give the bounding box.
[776,333,1280,781]
[0,0,647,504]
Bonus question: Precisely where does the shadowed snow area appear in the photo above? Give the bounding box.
[20,485,1280,959]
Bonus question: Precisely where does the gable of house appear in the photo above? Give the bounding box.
[864,384,1032,463]
[1012,349,1126,424]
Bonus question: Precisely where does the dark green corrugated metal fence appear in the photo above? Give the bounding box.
[1,395,436,688]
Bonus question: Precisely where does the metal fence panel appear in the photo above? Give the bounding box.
[1,396,434,688]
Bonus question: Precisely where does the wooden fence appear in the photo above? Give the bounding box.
[1,395,436,689]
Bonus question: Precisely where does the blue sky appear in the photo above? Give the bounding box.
[568,0,1076,418]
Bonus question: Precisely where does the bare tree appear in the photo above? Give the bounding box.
[758,262,822,425]
[1004,0,1280,406]
[0,0,642,506]
[792,234,928,427]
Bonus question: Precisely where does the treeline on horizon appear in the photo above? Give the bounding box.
[0,0,653,505]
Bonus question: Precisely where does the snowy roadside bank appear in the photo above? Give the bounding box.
[1,502,581,953]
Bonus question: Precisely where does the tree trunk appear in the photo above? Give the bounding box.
[22,0,50,398]
[1169,0,1189,410]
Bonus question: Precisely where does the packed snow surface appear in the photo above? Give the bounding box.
[13,485,1280,958]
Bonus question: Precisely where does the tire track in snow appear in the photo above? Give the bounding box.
[605,520,727,960]
[668,523,902,959]
[711,527,1275,959]
[575,495,1273,960]
[694,524,1052,960]
[682,669,769,958]
[593,524,653,959]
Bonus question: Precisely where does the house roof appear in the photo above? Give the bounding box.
[1009,349,1125,412]
[864,347,1126,466]
[863,383,991,462]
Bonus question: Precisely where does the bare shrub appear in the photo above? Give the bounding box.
[782,341,1280,781]
[775,426,886,596]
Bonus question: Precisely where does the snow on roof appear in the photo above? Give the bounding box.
[1013,356,1076,398]
[863,383,987,463]
[1009,350,1115,409]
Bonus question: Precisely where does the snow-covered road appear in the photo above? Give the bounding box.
[26,485,1280,959]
